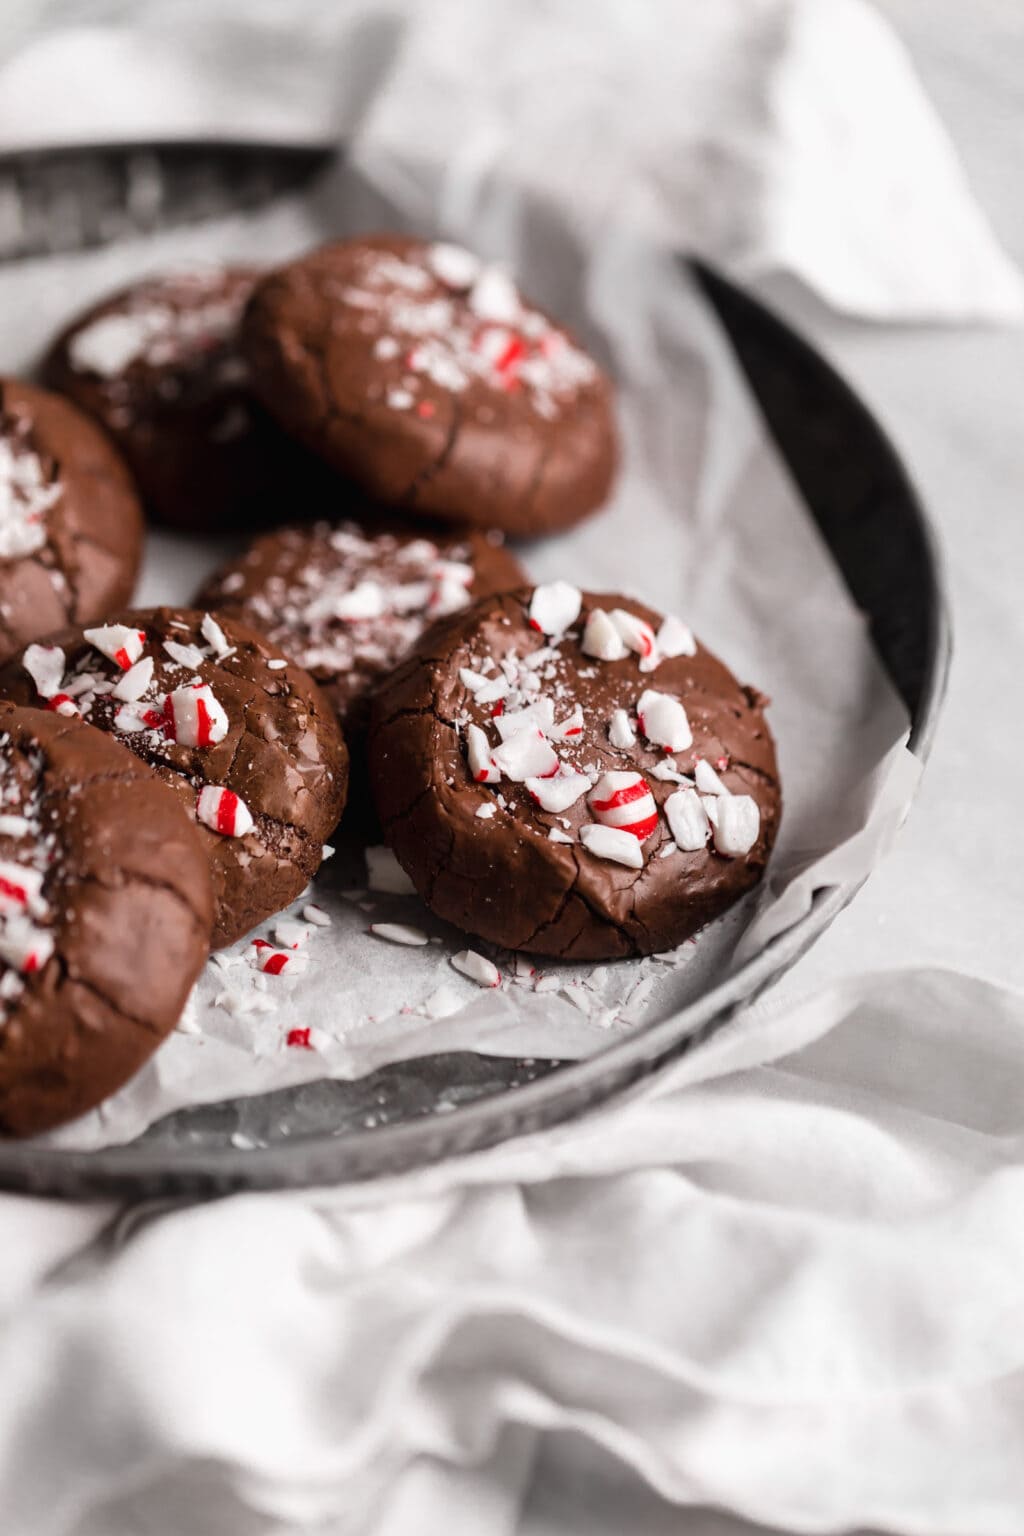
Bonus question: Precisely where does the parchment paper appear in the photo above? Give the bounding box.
[0,178,914,1151]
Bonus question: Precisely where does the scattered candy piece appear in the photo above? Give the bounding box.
[196,785,254,838]
[580,608,627,661]
[286,1026,313,1049]
[609,609,656,661]
[587,771,658,839]
[657,614,697,659]
[468,267,520,324]
[111,655,154,703]
[525,771,591,814]
[163,638,206,670]
[494,698,555,741]
[528,581,582,635]
[22,644,65,699]
[476,803,498,819]
[303,903,332,927]
[0,861,43,914]
[694,758,729,796]
[664,787,711,851]
[650,760,691,784]
[491,728,560,782]
[83,623,146,670]
[608,708,635,749]
[711,794,760,856]
[166,683,229,747]
[550,704,584,740]
[370,922,429,946]
[548,827,574,844]
[466,722,499,784]
[637,688,692,751]
[428,242,481,289]
[579,823,644,869]
[451,949,501,987]
[200,612,232,657]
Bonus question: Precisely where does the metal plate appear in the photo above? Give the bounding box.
[0,262,950,1198]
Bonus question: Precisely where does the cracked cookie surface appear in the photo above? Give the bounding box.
[0,701,213,1136]
[0,608,348,948]
[0,378,143,662]
[241,235,619,538]
[368,586,781,961]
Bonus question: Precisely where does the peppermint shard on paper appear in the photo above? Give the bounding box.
[368,585,781,961]
[0,701,212,1137]
[0,606,349,950]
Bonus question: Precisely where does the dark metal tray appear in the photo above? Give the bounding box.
[0,262,950,1198]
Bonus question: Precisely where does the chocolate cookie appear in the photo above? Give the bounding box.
[42,267,323,534]
[196,517,525,737]
[368,584,781,961]
[0,609,348,948]
[0,378,143,662]
[0,702,212,1136]
[242,235,618,538]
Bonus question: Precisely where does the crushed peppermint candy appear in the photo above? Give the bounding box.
[694,758,729,796]
[0,736,58,1012]
[637,689,692,752]
[196,785,254,838]
[22,644,65,700]
[83,624,146,670]
[664,787,711,852]
[579,823,645,869]
[200,612,232,658]
[588,772,658,840]
[0,413,61,559]
[529,581,582,636]
[657,614,697,659]
[370,922,429,946]
[711,794,761,857]
[111,655,155,703]
[451,949,501,987]
[608,708,635,749]
[581,608,628,661]
[165,683,229,747]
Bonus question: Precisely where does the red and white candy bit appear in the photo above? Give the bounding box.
[664,787,711,851]
[249,939,305,975]
[0,917,54,974]
[528,581,582,636]
[165,683,229,747]
[196,785,254,838]
[451,949,501,987]
[657,614,697,659]
[710,794,760,857]
[579,823,644,869]
[0,861,43,914]
[370,922,429,947]
[551,704,584,740]
[163,638,206,670]
[112,655,154,703]
[466,723,499,784]
[588,771,659,840]
[694,758,729,796]
[22,643,65,699]
[525,771,591,814]
[580,608,627,661]
[491,727,559,781]
[494,698,555,741]
[610,609,657,663]
[83,623,146,670]
[45,694,80,718]
[637,688,692,751]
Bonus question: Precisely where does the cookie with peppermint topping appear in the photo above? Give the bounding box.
[0,608,348,948]
[195,516,524,737]
[43,267,333,535]
[0,378,143,662]
[241,235,619,538]
[0,702,212,1136]
[368,585,781,960]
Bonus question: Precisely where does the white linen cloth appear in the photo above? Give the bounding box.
[0,1,1022,1532]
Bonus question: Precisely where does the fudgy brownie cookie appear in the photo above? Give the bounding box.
[196,517,524,736]
[0,378,142,661]
[42,267,322,534]
[0,609,348,948]
[368,583,781,960]
[0,702,212,1136]
[242,235,618,537]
